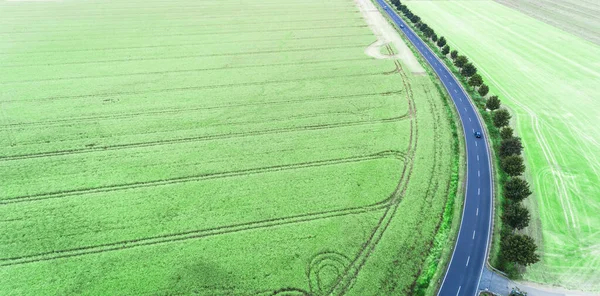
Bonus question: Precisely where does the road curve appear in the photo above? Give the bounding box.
[374,1,494,295]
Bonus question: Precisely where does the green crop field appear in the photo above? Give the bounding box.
[403,0,600,291]
[0,0,458,295]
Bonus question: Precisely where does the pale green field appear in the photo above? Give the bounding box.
[0,0,457,294]
[405,0,600,290]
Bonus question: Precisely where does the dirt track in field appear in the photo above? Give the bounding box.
[355,0,425,74]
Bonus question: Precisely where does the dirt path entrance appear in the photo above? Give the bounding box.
[355,0,425,74]
[480,267,600,296]
[516,281,600,296]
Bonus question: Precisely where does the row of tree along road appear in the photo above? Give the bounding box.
[389,0,539,279]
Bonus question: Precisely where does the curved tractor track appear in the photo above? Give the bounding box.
[0,13,448,296]
[0,59,415,272]
[321,58,421,295]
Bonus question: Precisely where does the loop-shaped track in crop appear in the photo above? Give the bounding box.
[308,252,353,295]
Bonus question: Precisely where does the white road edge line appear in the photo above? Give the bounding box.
[378,2,493,294]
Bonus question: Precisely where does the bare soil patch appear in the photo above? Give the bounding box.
[355,0,425,74]
[516,280,600,296]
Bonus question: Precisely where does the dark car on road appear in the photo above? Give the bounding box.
[474,131,482,138]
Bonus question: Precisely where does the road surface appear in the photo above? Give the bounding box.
[375,1,494,295]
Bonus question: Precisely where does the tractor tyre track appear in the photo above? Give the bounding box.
[0,59,415,270]
[406,83,446,294]
[1,71,386,103]
[0,114,409,162]
[1,9,361,23]
[1,150,407,205]
[5,25,367,44]
[328,59,419,295]
[0,18,366,36]
[0,202,390,267]
[0,58,370,84]
[0,33,373,55]
[2,44,367,68]
[0,146,412,266]
[0,91,401,129]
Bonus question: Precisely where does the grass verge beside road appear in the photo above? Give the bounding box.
[375,2,465,294]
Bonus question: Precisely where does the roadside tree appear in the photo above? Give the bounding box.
[423,27,434,38]
[442,45,450,55]
[454,55,468,68]
[501,234,540,266]
[503,203,530,230]
[504,177,532,203]
[500,127,514,140]
[486,95,501,111]
[468,74,483,88]
[437,36,446,48]
[500,137,523,157]
[450,50,458,60]
[501,155,525,176]
[478,84,489,96]
[493,109,511,127]
[461,63,477,77]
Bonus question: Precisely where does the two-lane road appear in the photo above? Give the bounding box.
[375,1,494,295]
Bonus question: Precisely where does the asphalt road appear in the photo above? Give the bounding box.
[374,1,494,295]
